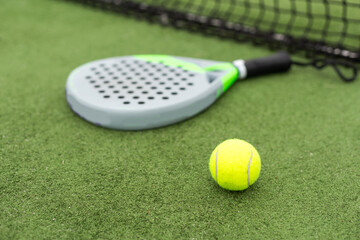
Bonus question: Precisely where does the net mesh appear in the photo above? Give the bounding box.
[68,0,360,62]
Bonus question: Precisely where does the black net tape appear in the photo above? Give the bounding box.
[66,0,360,63]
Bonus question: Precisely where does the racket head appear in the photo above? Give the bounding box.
[65,55,239,130]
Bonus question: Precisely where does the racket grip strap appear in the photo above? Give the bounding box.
[243,51,292,78]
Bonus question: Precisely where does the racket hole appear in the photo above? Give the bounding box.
[156,69,162,72]
[180,87,186,90]
[103,68,109,71]
[113,76,119,80]
[148,96,154,100]
[154,77,159,80]
[189,74,195,77]
[175,74,181,76]
[138,101,145,105]
[171,92,178,95]
[145,82,151,85]
[169,69,175,72]
[90,80,96,83]
[128,90,134,94]
[168,78,173,81]
[94,85,100,88]
[143,69,148,72]
[99,64,105,67]
[157,91,163,95]
[123,101,130,104]
[118,96,124,99]
[165,87,171,90]
[140,77,146,80]
[160,82,165,85]
[188,83,193,86]
[131,81,137,85]
[108,72,113,75]
[117,81,123,84]
[86,76,91,79]
[112,64,118,67]
[135,73,141,76]
[117,68,122,71]
[91,68,96,71]
[99,90,105,93]
[121,72,127,75]
[142,91,148,94]
[108,85,114,88]
[162,97,169,100]
[130,69,135,72]
[136,86,143,89]
[104,81,109,84]
[162,73,167,76]
[174,82,179,85]
[95,72,100,75]
[122,86,129,89]
[149,73,154,76]
[113,90,119,93]
[104,95,110,98]
[133,96,139,99]
[151,86,157,89]
[181,78,187,81]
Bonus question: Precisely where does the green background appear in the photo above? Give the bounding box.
[0,0,359,239]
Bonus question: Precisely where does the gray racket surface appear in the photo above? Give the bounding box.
[65,55,242,130]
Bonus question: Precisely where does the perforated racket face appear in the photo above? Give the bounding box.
[66,55,238,130]
[76,57,201,107]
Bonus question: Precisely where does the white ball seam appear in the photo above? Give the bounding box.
[247,146,254,187]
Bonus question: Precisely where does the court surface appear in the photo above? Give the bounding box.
[0,0,359,239]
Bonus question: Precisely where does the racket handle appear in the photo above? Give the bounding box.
[243,51,292,78]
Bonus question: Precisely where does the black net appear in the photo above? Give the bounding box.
[68,0,360,62]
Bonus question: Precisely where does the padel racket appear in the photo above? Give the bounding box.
[65,52,291,130]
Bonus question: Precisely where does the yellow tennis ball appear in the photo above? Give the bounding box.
[209,139,261,191]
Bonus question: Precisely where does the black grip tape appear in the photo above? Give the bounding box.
[244,51,292,78]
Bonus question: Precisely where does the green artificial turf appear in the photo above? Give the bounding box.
[1,0,359,239]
